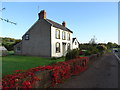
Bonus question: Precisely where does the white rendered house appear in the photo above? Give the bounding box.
[14,10,73,57]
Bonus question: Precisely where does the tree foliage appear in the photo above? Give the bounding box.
[1,37,21,51]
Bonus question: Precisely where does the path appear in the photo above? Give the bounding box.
[59,53,119,88]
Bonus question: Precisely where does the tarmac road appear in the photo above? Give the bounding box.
[59,53,119,88]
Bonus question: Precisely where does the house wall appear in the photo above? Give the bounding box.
[14,42,22,55]
[51,26,73,57]
[20,19,51,57]
[72,39,79,49]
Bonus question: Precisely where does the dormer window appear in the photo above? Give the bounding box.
[25,34,29,40]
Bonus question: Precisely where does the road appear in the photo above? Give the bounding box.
[113,49,120,62]
[59,52,119,88]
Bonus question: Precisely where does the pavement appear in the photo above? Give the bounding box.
[59,52,119,88]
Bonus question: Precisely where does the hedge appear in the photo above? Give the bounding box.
[1,57,89,89]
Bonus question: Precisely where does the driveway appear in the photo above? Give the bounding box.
[59,53,119,88]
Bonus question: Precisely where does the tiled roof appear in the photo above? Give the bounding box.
[46,19,73,33]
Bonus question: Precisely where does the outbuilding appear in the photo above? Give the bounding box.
[0,46,8,56]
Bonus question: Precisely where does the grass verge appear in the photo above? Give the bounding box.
[2,55,64,76]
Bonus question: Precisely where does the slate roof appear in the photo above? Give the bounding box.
[72,38,76,43]
[46,19,73,33]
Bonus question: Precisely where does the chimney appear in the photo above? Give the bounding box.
[62,21,66,27]
[38,10,46,19]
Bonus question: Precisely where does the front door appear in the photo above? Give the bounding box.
[62,43,66,56]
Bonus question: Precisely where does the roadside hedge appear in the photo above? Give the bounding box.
[1,57,88,89]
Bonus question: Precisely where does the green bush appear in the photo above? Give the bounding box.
[65,49,79,61]
[92,48,99,54]
[97,45,107,54]
[84,51,91,56]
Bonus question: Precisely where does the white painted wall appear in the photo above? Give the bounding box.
[72,39,79,49]
[51,26,73,57]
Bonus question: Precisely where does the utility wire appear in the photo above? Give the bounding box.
[0,7,17,25]
[0,17,17,25]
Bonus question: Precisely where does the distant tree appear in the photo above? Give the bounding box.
[107,42,113,49]
[2,37,21,51]
[89,35,97,45]
[107,42,118,49]
[97,45,107,52]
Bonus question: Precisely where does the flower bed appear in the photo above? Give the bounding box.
[1,57,89,89]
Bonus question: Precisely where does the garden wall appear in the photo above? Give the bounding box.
[2,55,100,89]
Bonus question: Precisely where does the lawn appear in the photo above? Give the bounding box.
[1,55,64,76]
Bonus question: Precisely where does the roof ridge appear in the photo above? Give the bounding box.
[46,19,73,33]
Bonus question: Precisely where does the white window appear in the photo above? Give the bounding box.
[67,43,70,50]
[25,34,29,40]
[56,42,60,53]
[62,31,66,40]
[75,42,77,45]
[67,33,70,40]
[55,29,60,39]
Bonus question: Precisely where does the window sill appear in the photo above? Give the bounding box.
[56,52,60,53]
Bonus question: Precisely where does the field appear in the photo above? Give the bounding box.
[2,54,64,76]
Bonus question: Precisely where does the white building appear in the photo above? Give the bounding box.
[0,46,8,56]
[72,38,79,49]
[14,10,73,57]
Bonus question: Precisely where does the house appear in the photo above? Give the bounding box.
[14,10,73,57]
[72,38,79,49]
[0,46,8,56]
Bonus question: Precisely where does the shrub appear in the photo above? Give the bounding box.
[65,49,79,61]
[84,51,91,56]
[2,57,89,89]
[50,57,57,60]
[97,45,107,54]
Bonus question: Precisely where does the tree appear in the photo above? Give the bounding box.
[89,35,97,45]
[97,45,107,52]
[106,42,119,49]
[2,37,21,51]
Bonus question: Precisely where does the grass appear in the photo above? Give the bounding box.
[2,54,64,76]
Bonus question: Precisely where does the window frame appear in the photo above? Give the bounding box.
[55,29,60,39]
[56,42,60,53]
[67,43,70,50]
[67,33,70,41]
[16,47,21,52]
[62,31,66,40]
[75,41,77,45]
[25,34,29,40]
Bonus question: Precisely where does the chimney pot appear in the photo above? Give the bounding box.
[38,10,46,19]
[62,21,66,27]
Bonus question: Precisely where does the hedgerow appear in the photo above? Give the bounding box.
[1,56,88,89]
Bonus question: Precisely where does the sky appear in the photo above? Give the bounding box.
[1,2,118,44]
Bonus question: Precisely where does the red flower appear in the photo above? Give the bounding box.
[14,70,22,73]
